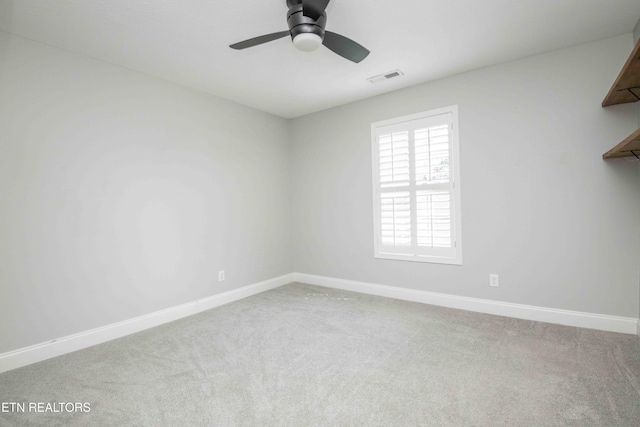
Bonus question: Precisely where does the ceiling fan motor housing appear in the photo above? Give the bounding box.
[286,1,327,41]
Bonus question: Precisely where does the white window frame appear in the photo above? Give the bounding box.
[371,105,462,265]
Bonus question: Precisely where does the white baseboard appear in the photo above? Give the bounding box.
[294,273,639,335]
[0,273,295,374]
[2,272,636,374]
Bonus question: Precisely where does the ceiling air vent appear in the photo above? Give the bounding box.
[367,70,404,84]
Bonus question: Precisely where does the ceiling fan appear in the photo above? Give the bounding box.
[229,0,370,63]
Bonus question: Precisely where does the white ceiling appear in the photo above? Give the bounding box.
[1,0,640,118]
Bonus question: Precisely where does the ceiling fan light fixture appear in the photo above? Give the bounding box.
[293,33,323,52]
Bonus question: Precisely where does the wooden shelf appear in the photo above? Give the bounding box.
[603,128,640,159]
[602,38,640,107]
[602,38,640,160]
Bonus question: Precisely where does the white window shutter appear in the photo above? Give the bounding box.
[372,106,461,264]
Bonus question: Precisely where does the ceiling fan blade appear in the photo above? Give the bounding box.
[322,31,370,63]
[302,0,330,21]
[229,31,290,50]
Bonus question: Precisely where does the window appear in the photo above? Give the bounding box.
[371,105,462,265]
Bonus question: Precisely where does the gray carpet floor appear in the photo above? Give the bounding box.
[1,282,639,426]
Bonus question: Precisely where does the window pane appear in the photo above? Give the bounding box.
[416,191,451,248]
[380,191,412,247]
[415,125,450,185]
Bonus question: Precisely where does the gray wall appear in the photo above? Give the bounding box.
[2,29,640,356]
[635,19,640,329]
[0,32,292,354]
[291,34,640,318]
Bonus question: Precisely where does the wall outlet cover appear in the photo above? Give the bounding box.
[490,274,499,287]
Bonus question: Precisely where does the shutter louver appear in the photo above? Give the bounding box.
[416,191,451,248]
[380,191,412,247]
[379,131,410,188]
[415,125,450,185]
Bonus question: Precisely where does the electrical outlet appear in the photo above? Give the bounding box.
[489,274,499,287]
[218,270,225,282]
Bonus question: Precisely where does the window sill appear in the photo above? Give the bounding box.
[374,252,462,266]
